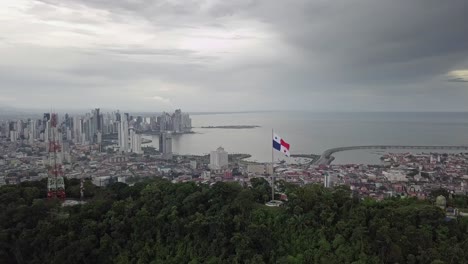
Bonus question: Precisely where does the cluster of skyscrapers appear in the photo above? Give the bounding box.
[0,113,69,146]
[1,108,192,156]
[117,113,142,154]
[153,109,192,133]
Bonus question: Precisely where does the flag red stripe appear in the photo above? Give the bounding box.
[280,139,290,150]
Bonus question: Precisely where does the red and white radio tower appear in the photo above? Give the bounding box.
[47,113,66,199]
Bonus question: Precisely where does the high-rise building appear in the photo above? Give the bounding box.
[157,112,172,132]
[73,116,82,144]
[190,160,197,170]
[159,132,172,159]
[42,113,50,142]
[324,172,335,188]
[10,130,18,142]
[64,113,71,129]
[118,118,129,152]
[81,132,86,145]
[66,128,72,141]
[81,114,91,145]
[181,113,192,132]
[157,110,191,133]
[94,108,101,131]
[172,109,182,133]
[73,109,101,144]
[43,113,50,122]
[129,128,142,154]
[28,119,36,144]
[97,131,102,146]
[117,120,121,148]
[210,147,228,170]
[102,113,112,134]
[150,117,157,131]
[16,120,23,138]
[0,122,7,138]
[23,126,29,141]
[44,120,50,143]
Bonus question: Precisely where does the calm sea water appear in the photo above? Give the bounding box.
[142,112,468,164]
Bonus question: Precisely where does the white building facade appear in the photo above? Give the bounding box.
[210,147,228,170]
[129,128,142,154]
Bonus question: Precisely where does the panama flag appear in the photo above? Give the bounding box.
[273,133,290,157]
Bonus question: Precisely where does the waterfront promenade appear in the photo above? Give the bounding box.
[315,145,468,165]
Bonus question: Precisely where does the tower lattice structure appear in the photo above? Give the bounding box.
[47,113,66,199]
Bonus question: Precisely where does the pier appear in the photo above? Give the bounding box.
[315,145,468,165]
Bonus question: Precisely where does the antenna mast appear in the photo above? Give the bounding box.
[47,113,66,199]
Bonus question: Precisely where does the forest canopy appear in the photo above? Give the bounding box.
[1,178,468,264]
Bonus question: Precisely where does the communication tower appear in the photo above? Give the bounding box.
[47,113,66,199]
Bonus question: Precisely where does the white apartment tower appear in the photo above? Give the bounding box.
[10,130,18,142]
[73,116,82,144]
[129,128,142,154]
[44,120,50,143]
[118,119,129,152]
[16,120,23,138]
[29,119,36,144]
[209,147,228,170]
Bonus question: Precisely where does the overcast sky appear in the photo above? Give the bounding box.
[1,0,468,112]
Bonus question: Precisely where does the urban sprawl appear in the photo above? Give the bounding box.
[1,109,468,203]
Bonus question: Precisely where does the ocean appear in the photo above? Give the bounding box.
[142,112,468,164]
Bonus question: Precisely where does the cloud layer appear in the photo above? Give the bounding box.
[1,0,468,111]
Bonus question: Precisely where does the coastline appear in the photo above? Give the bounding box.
[199,125,260,129]
[142,130,196,135]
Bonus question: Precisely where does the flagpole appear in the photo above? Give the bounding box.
[271,128,275,201]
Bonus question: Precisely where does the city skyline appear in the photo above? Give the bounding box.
[1,0,468,112]
[1,108,191,152]
[2,2,468,262]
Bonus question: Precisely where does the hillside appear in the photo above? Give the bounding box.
[1,179,467,263]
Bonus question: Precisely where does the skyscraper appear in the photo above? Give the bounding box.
[210,147,228,170]
[157,112,172,132]
[157,110,191,133]
[29,119,36,144]
[159,132,172,159]
[94,108,101,131]
[181,113,192,132]
[16,120,23,138]
[10,130,18,142]
[149,117,157,131]
[97,131,102,145]
[73,116,82,144]
[44,120,50,143]
[129,128,142,154]
[172,109,182,133]
[118,118,129,152]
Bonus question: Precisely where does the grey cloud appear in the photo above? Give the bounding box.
[0,65,107,91]
[255,0,468,84]
[3,0,468,111]
[36,0,205,20]
[447,78,468,83]
[99,47,197,56]
[45,0,468,85]
[60,58,205,81]
[68,28,99,36]
[95,47,219,63]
